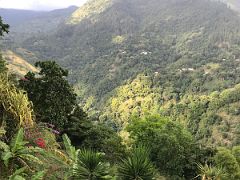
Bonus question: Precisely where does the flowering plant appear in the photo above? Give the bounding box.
[24,123,61,149]
[35,137,46,148]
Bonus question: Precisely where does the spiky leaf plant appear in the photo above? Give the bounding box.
[196,163,227,180]
[117,146,156,180]
[72,149,111,179]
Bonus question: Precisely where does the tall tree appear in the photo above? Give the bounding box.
[214,147,240,180]
[19,61,77,130]
[127,115,199,178]
[63,107,126,163]
[0,16,9,36]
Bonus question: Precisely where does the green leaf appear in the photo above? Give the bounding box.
[117,146,156,180]
[2,151,13,166]
[9,167,27,180]
[10,128,25,153]
[0,141,9,152]
[62,134,76,160]
[9,175,26,180]
[0,126,6,138]
[18,154,43,165]
[73,149,110,179]
[31,171,46,180]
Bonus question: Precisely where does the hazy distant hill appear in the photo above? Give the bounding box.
[0,6,78,43]
[0,9,44,26]
[220,0,240,12]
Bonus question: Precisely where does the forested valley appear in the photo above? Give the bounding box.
[0,0,240,179]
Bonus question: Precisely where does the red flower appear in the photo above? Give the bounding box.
[35,138,46,148]
[21,77,29,81]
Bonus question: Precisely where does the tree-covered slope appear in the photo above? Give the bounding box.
[101,74,240,147]
[1,6,240,179]
[3,0,240,146]
[11,0,240,98]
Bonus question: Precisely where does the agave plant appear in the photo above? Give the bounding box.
[196,163,227,180]
[72,149,111,180]
[117,146,156,180]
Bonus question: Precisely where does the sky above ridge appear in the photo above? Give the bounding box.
[0,0,88,11]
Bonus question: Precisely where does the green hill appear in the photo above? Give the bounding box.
[13,0,240,97]
[2,0,240,146]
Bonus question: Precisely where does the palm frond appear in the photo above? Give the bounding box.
[197,163,227,180]
[10,128,26,153]
[18,154,43,165]
[117,146,156,180]
[47,148,70,165]
[72,149,111,179]
[62,134,77,161]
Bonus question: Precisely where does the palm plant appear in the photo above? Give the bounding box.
[117,146,156,180]
[72,149,111,179]
[196,163,227,180]
[0,128,43,176]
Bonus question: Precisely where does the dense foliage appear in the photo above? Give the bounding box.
[117,146,156,180]
[1,0,240,178]
[127,115,199,178]
[19,61,77,129]
[4,1,240,147]
[0,16,9,36]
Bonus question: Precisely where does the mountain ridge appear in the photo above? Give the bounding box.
[0,6,78,44]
